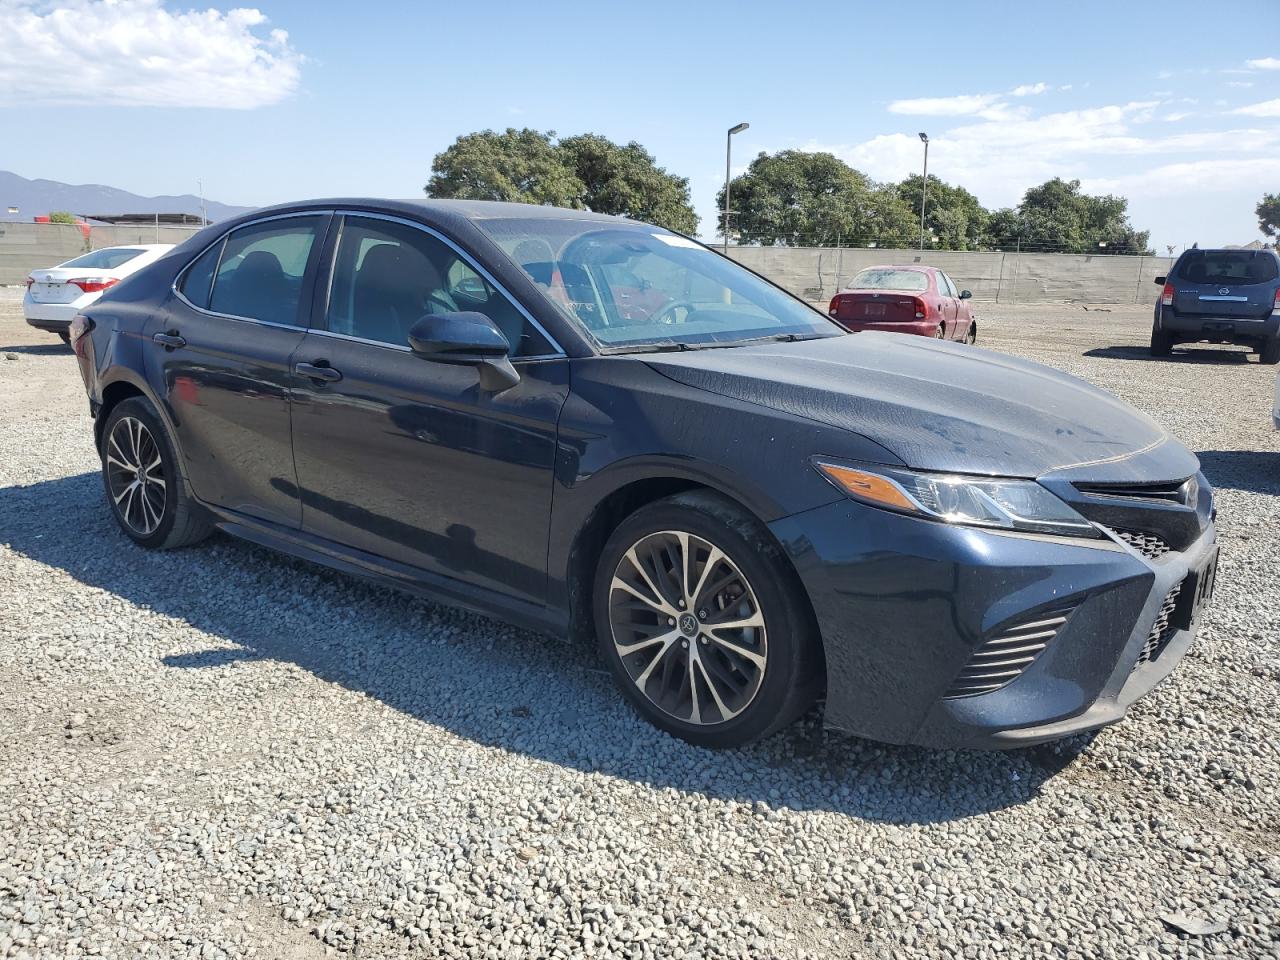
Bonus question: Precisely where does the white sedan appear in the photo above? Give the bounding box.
[24,244,172,343]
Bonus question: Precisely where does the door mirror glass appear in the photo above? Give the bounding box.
[1153,275,1166,285]
[958,289,972,299]
[408,311,520,391]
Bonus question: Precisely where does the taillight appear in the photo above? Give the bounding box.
[67,277,119,293]
[1273,289,1280,315]
[913,296,928,319]
[69,315,95,358]
[828,295,842,317]
[1161,282,1174,307]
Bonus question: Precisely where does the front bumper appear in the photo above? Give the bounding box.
[770,499,1216,749]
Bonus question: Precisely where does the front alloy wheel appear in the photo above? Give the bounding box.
[609,530,767,726]
[594,491,820,748]
[105,416,168,536]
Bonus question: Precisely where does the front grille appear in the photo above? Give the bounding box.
[944,606,1075,699]
[1073,478,1195,505]
[1111,527,1173,560]
[1138,582,1183,664]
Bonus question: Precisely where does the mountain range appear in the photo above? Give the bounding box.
[0,170,253,223]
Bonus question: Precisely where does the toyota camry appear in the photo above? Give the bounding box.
[69,199,1218,749]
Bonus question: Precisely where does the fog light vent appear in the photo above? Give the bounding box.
[944,606,1076,699]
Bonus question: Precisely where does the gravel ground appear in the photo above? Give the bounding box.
[1,292,1278,960]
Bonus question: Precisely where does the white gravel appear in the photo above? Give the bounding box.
[1,298,1278,960]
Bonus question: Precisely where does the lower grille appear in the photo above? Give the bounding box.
[944,606,1075,699]
[1138,582,1183,664]
[1112,527,1173,560]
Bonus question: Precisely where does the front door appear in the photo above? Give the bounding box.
[288,213,568,605]
[144,213,329,527]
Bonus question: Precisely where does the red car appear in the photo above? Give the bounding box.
[828,265,976,343]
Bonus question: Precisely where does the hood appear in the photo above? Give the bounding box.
[644,332,1198,481]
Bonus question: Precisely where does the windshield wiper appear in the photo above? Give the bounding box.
[599,341,702,355]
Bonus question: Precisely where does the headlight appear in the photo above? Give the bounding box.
[814,460,1100,538]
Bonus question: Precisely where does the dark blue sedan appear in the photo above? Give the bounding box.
[70,199,1217,749]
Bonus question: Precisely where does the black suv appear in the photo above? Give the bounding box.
[1151,248,1280,363]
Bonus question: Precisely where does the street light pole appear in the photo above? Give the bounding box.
[724,122,749,254]
[918,132,929,250]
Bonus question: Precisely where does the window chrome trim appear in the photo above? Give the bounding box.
[329,209,567,359]
[170,211,328,330]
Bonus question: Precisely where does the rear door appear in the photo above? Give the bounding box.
[1169,250,1278,320]
[287,212,569,605]
[144,213,330,528]
[932,270,958,337]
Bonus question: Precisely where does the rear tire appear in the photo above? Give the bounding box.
[964,323,977,345]
[58,331,71,346]
[1150,327,1174,357]
[1261,338,1280,365]
[100,397,213,550]
[934,324,945,339]
[593,491,821,748]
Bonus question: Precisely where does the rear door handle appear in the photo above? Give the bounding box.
[152,331,186,349]
[295,361,342,383]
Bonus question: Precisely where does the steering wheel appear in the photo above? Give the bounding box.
[648,299,698,325]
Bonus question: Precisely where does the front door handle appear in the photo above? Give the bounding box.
[152,331,186,350]
[295,361,342,383]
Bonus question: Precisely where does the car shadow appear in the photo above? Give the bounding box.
[1083,345,1254,364]
[2,472,1085,825]
[0,342,72,356]
[1196,450,1280,496]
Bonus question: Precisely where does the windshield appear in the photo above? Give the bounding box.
[1173,250,1279,285]
[849,268,929,292]
[60,247,146,270]
[476,219,841,350]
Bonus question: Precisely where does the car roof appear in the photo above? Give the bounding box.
[232,198,637,227]
[856,264,932,272]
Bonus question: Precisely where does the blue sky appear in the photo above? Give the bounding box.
[2,0,1277,250]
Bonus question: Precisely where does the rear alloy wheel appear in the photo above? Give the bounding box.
[1261,337,1280,365]
[104,415,168,537]
[100,397,213,549]
[595,491,820,748]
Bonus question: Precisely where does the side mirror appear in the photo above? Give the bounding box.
[408,311,520,391]
[958,289,972,299]
[1153,275,1166,285]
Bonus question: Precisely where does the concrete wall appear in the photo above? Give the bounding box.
[723,246,1174,304]
[1,224,1172,303]
[0,222,201,285]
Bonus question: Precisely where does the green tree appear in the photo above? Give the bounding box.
[896,174,988,250]
[983,178,1150,254]
[425,128,698,233]
[1257,193,1280,239]
[557,134,697,233]
[47,210,77,224]
[716,150,915,246]
[425,128,583,207]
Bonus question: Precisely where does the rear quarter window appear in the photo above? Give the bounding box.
[179,241,223,310]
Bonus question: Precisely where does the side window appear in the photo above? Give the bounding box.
[938,272,957,297]
[326,216,553,357]
[207,216,323,326]
[179,240,223,310]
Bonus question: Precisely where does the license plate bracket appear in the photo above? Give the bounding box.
[1181,545,1219,629]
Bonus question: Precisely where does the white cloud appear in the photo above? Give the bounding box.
[1010,82,1048,97]
[0,0,302,108]
[887,94,1004,117]
[1232,98,1280,117]
[1245,57,1280,70]
[1227,80,1254,88]
[1081,157,1280,197]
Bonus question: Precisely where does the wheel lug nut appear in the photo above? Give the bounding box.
[677,599,685,608]
[667,618,675,626]
[681,640,688,649]
[698,610,707,619]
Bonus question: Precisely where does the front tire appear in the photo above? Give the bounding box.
[1150,327,1174,357]
[100,397,213,549]
[593,491,821,748]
